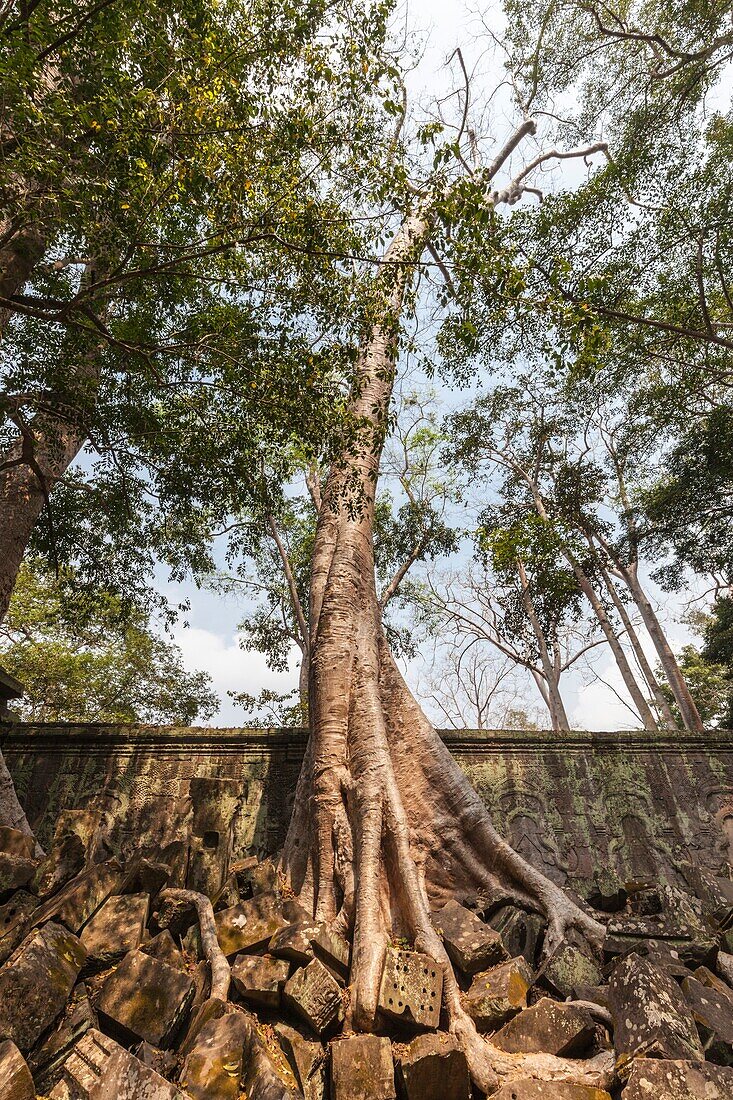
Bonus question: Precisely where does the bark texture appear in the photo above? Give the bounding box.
[280,209,604,1093]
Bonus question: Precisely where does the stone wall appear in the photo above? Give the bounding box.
[2,722,733,894]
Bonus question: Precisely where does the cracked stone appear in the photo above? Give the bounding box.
[0,921,85,1053]
[623,1058,733,1099]
[283,958,343,1037]
[179,1010,249,1100]
[232,953,289,1009]
[539,942,602,999]
[681,974,733,1063]
[492,997,595,1057]
[491,1083,612,1099]
[48,1028,121,1099]
[274,1022,324,1100]
[606,954,704,1065]
[378,948,443,1031]
[31,811,102,900]
[489,905,546,966]
[0,1039,34,1100]
[31,862,122,934]
[97,949,195,1048]
[80,893,149,966]
[396,1031,470,1100]
[140,930,186,971]
[270,921,320,966]
[463,956,533,1030]
[0,854,35,896]
[310,924,350,982]
[0,892,37,967]
[29,982,96,1091]
[213,892,290,957]
[434,900,508,975]
[330,1035,395,1100]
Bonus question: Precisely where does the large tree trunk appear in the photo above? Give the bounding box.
[280,210,604,1093]
[572,562,659,730]
[0,217,46,336]
[516,559,570,731]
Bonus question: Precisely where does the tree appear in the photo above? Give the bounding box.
[0,558,218,723]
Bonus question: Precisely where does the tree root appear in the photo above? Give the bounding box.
[158,888,230,1000]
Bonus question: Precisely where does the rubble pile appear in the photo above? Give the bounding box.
[1,818,733,1098]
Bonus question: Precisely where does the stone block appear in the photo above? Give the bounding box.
[0,855,35,895]
[274,1022,324,1100]
[32,862,122,934]
[378,948,442,1030]
[491,1083,611,1099]
[48,1028,121,1099]
[0,892,37,966]
[310,923,350,981]
[539,942,602,999]
[463,956,533,1030]
[492,997,595,1057]
[140,930,186,970]
[97,949,195,1048]
[29,982,96,1090]
[92,1045,185,1099]
[691,965,733,1003]
[186,777,241,899]
[330,1034,395,1100]
[717,951,733,989]
[271,921,320,966]
[623,1058,733,1099]
[0,1039,34,1100]
[489,905,546,966]
[80,893,149,966]
[434,900,507,975]
[120,858,170,899]
[283,958,343,1036]
[0,921,85,1052]
[232,953,289,1009]
[179,1010,249,1100]
[0,829,34,860]
[396,1032,470,1100]
[681,975,733,1062]
[214,892,289,957]
[31,811,102,899]
[178,997,230,1059]
[606,954,704,1064]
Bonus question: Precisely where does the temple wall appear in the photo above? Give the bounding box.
[2,723,733,893]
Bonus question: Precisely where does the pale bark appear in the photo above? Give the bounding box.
[572,562,658,730]
[280,204,604,1094]
[516,559,570,731]
[0,749,39,852]
[160,888,230,1000]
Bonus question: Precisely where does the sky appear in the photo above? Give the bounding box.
[161,0,702,732]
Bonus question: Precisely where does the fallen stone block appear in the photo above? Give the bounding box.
[0,1039,34,1100]
[274,1022,324,1100]
[80,892,149,966]
[719,951,733,988]
[489,906,545,966]
[378,948,443,1030]
[491,1082,611,1099]
[120,857,170,899]
[395,1031,470,1100]
[31,811,102,900]
[140,929,186,971]
[179,1010,249,1100]
[97,948,195,1048]
[178,997,230,1059]
[310,924,350,981]
[331,1034,395,1100]
[492,997,595,1057]
[539,942,602,999]
[0,855,35,895]
[463,956,533,1030]
[692,964,733,1004]
[434,900,507,975]
[48,1028,121,1099]
[232,953,289,1009]
[284,958,343,1037]
[214,892,290,957]
[681,974,733,1062]
[581,870,627,913]
[623,1058,733,1099]
[271,921,320,966]
[50,1029,186,1099]
[32,861,122,934]
[0,892,37,966]
[606,954,704,1064]
[0,921,85,1052]
[29,982,96,1091]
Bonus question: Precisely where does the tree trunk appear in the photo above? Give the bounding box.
[616,564,704,731]
[598,564,678,728]
[0,748,39,853]
[517,560,570,731]
[0,218,46,336]
[572,562,658,730]
[279,209,604,1094]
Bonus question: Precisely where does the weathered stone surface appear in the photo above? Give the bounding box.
[274,1022,324,1100]
[435,900,507,974]
[179,1010,249,1100]
[32,861,122,934]
[97,949,195,1048]
[0,921,85,1052]
[582,870,627,912]
[396,1032,470,1100]
[691,965,733,1003]
[120,857,170,899]
[140,929,185,970]
[607,886,716,967]
[378,948,443,1030]
[0,893,36,966]
[681,975,733,1062]
[492,998,595,1057]
[29,982,96,1090]
[271,921,320,966]
[214,892,289,957]
[539,942,602,999]
[31,811,102,899]
[0,1040,34,1100]
[331,1035,395,1100]
[605,938,690,979]
[623,1058,733,1099]
[0,855,35,895]
[80,893,149,965]
[232,953,289,1009]
[283,958,343,1036]
[717,951,733,988]
[491,1082,611,1099]
[0,829,34,860]
[310,923,350,981]
[92,1045,185,1099]
[463,956,533,1030]
[607,954,704,1064]
[48,1028,121,1099]
[178,997,229,1058]
[489,906,546,966]
[186,777,242,899]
